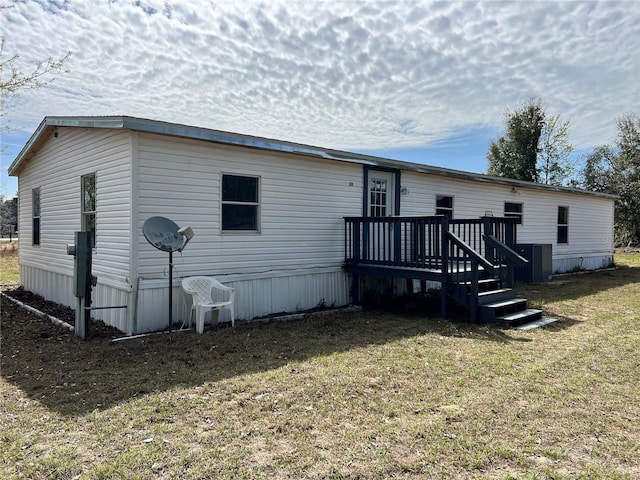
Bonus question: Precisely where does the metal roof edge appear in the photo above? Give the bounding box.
[8,116,618,201]
[7,117,48,176]
[8,116,129,175]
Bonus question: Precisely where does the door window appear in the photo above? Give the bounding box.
[368,171,395,217]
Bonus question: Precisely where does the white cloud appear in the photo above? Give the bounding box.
[2,0,639,153]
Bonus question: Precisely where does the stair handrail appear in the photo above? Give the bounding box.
[446,231,493,323]
[483,234,528,288]
[482,235,529,266]
[447,232,494,270]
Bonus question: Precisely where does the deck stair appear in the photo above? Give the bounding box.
[344,215,544,327]
[452,274,542,327]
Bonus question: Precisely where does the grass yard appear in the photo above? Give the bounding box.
[0,243,19,283]
[1,254,639,479]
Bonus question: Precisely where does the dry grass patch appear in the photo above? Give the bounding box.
[1,254,639,479]
[0,244,19,283]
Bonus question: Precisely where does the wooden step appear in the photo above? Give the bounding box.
[477,288,515,305]
[480,297,528,322]
[493,308,543,327]
[482,298,528,310]
[457,278,501,293]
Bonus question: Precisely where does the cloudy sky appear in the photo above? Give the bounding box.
[1,0,639,196]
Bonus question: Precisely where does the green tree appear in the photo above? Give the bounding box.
[538,114,575,185]
[487,98,545,182]
[582,113,640,245]
[0,194,17,238]
[488,99,577,185]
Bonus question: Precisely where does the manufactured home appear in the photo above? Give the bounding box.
[8,116,616,334]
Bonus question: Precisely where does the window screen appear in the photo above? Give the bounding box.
[82,174,96,247]
[436,195,453,219]
[557,206,569,244]
[222,174,259,231]
[32,188,40,245]
[504,202,523,224]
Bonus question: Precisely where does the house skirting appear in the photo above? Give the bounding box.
[552,254,614,274]
[134,266,350,334]
[20,264,349,334]
[19,255,613,334]
[20,264,131,332]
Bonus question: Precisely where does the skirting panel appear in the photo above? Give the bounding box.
[19,265,132,333]
[552,254,614,274]
[135,267,350,334]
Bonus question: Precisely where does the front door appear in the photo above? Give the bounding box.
[367,171,395,217]
[366,171,396,262]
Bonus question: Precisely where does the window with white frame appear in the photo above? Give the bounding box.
[82,174,96,247]
[557,206,569,244]
[504,202,523,224]
[222,174,260,231]
[32,187,40,245]
[369,177,389,216]
[436,195,453,219]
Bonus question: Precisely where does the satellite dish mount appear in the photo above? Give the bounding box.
[142,216,194,332]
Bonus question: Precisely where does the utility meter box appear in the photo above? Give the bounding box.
[67,231,93,297]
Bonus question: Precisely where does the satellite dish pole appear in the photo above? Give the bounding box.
[142,217,194,332]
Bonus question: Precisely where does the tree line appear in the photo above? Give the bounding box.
[487,99,639,245]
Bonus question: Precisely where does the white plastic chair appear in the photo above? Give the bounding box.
[181,276,236,333]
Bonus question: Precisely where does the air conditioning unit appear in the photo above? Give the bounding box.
[515,244,552,283]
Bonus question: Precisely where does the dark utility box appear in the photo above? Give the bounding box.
[515,244,553,283]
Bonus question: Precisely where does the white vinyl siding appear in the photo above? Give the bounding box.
[17,127,133,293]
[14,121,616,333]
[136,133,363,280]
[400,172,614,273]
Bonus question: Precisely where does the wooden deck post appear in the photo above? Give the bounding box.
[351,273,360,304]
[482,216,494,265]
[351,219,361,304]
[440,216,449,319]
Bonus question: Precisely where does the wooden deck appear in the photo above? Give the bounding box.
[344,215,526,321]
[344,260,490,281]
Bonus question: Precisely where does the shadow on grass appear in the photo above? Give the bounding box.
[6,262,633,418]
[2,295,537,417]
[2,254,636,420]
[517,264,640,304]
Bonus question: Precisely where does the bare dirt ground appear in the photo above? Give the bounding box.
[1,285,124,340]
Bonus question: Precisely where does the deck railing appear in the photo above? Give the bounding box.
[344,215,518,271]
[449,217,517,257]
[344,215,523,320]
[344,216,446,270]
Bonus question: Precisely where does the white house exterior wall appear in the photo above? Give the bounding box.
[12,120,616,335]
[17,127,133,329]
[134,133,360,332]
[399,172,614,272]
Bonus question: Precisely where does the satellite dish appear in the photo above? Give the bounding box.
[142,216,183,252]
[142,216,195,333]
